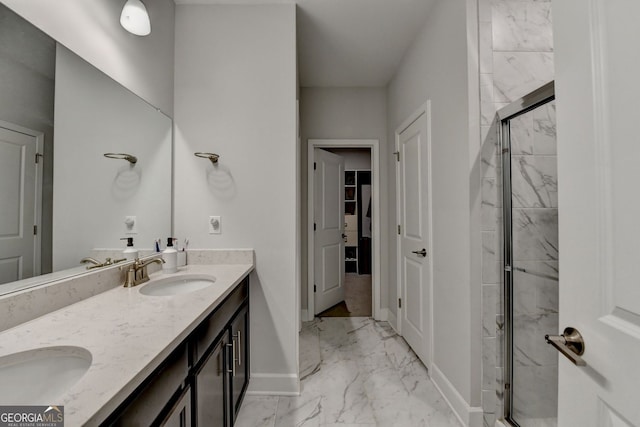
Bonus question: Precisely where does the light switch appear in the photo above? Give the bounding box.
[124,216,137,234]
[209,216,221,234]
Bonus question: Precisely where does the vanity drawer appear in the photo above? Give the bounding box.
[193,279,248,364]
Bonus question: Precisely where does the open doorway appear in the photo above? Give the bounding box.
[307,139,381,321]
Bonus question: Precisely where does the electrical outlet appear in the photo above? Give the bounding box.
[209,216,221,234]
[124,216,137,234]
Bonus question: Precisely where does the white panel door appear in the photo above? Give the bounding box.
[314,148,345,314]
[397,109,431,367]
[0,125,38,285]
[554,1,640,425]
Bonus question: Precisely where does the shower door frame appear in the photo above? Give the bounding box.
[498,81,555,426]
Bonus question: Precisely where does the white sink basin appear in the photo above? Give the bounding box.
[140,274,216,296]
[0,346,92,404]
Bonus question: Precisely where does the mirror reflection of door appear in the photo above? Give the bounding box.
[0,123,42,284]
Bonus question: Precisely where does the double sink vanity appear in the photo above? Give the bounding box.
[0,5,257,425]
[0,250,254,426]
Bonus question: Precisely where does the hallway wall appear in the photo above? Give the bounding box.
[387,0,482,424]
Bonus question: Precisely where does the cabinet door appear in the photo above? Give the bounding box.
[111,346,188,426]
[196,337,229,427]
[230,306,249,422]
[162,388,191,427]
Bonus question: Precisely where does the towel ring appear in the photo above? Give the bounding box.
[104,153,137,165]
[195,152,220,164]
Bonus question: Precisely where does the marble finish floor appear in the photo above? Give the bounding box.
[235,317,462,427]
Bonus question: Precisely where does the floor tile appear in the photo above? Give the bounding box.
[235,396,278,427]
[238,317,462,427]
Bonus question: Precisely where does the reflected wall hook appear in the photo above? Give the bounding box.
[195,152,220,164]
[104,153,137,164]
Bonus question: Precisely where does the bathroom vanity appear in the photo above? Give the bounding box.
[0,252,254,427]
[106,275,249,426]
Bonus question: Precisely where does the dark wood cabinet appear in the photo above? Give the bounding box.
[195,337,228,426]
[229,305,249,420]
[194,304,249,427]
[163,388,192,427]
[193,280,249,427]
[104,276,250,427]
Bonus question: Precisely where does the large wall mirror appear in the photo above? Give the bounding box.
[0,3,172,294]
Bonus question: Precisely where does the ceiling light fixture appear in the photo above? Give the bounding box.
[120,0,151,36]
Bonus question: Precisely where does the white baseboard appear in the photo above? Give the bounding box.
[300,309,308,330]
[384,308,398,333]
[247,373,300,396]
[495,419,508,427]
[431,364,483,427]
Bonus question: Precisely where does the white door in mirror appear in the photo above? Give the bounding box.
[0,124,39,284]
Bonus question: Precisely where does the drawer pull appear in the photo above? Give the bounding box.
[226,342,235,376]
[235,330,242,367]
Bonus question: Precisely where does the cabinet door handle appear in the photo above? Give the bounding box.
[235,330,242,367]
[231,339,236,377]
[226,342,236,376]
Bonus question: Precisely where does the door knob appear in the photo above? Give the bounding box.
[545,327,586,366]
[412,248,427,257]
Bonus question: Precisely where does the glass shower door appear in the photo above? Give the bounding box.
[502,85,559,427]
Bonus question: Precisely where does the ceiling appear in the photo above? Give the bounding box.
[173,0,435,88]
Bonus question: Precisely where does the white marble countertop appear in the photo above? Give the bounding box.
[0,263,253,426]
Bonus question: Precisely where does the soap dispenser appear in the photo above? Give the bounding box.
[162,237,177,273]
[120,237,138,260]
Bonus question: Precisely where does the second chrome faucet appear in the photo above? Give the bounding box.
[80,257,126,270]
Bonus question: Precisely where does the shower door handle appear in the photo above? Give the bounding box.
[545,327,586,366]
[412,248,427,257]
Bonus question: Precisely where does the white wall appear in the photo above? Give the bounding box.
[299,87,388,313]
[386,0,482,424]
[174,4,298,393]
[2,0,175,116]
[327,148,371,170]
[53,45,172,270]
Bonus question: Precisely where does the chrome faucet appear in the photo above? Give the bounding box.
[80,257,126,270]
[80,257,102,268]
[120,256,165,287]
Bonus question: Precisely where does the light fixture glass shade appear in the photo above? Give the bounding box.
[120,0,151,36]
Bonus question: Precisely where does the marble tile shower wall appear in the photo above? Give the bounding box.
[478,0,554,425]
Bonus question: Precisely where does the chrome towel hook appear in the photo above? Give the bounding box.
[195,152,220,164]
[104,153,137,165]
